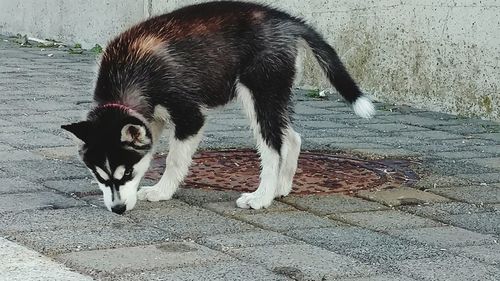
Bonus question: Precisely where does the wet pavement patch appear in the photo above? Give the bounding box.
[146,149,419,195]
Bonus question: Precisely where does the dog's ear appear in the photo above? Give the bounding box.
[121,124,151,147]
[61,121,93,143]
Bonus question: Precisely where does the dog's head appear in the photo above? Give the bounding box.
[62,106,153,214]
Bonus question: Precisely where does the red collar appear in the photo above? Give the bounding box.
[99,103,133,112]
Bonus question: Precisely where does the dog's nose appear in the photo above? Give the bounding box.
[111,204,126,214]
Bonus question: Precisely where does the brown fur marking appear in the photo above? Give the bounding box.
[251,10,266,22]
[130,35,165,59]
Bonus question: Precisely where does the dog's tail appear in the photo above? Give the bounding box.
[299,25,375,118]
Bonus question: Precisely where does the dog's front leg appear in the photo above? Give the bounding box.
[138,131,203,202]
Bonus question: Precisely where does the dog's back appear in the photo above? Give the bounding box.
[94,1,373,117]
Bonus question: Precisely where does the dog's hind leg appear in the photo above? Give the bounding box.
[138,107,204,202]
[235,58,295,209]
[276,126,301,197]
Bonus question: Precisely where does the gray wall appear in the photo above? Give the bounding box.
[1,0,498,121]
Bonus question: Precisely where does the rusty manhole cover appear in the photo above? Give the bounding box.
[145,149,418,195]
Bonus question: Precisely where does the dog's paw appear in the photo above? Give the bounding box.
[236,192,274,209]
[137,185,173,202]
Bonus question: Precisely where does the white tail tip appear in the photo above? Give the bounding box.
[353,96,375,119]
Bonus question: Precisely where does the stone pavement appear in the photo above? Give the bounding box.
[0,35,499,280]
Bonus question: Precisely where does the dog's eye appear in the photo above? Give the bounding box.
[124,169,132,177]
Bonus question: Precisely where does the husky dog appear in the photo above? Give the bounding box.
[62,1,375,214]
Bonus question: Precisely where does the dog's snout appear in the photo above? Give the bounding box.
[111,204,126,214]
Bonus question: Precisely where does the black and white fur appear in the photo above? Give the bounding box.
[62,1,375,214]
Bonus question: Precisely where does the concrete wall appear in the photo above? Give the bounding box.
[0,0,498,121]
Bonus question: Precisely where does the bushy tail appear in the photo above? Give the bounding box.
[300,26,375,118]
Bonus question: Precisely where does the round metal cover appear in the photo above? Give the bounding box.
[145,149,418,195]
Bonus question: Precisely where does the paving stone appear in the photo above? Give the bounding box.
[399,130,464,140]
[330,210,443,231]
[197,230,301,251]
[174,188,241,206]
[107,261,290,281]
[25,100,76,111]
[489,203,500,211]
[408,139,495,153]
[476,145,500,154]
[332,274,417,281]
[34,146,79,161]
[469,157,500,170]
[347,116,396,126]
[0,131,72,149]
[354,136,423,147]
[379,115,463,127]
[205,130,252,139]
[434,150,497,159]
[0,125,33,133]
[423,159,497,176]
[357,187,450,207]
[393,256,500,281]
[296,99,347,109]
[0,150,45,161]
[0,191,85,213]
[400,202,496,220]
[51,109,88,119]
[455,173,500,184]
[204,200,296,216]
[126,200,255,238]
[11,224,173,255]
[0,177,45,194]
[0,143,14,151]
[429,185,500,204]
[411,111,465,121]
[280,194,388,215]
[200,136,254,150]
[0,206,131,233]
[440,212,500,235]
[0,119,14,126]
[210,118,250,128]
[2,159,90,181]
[228,244,376,280]
[294,104,334,115]
[414,174,473,189]
[43,178,100,197]
[287,226,443,265]
[472,133,500,142]
[287,226,405,250]
[237,211,343,232]
[305,138,388,150]
[360,123,428,133]
[433,124,499,135]
[345,242,446,265]
[298,120,352,129]
[350,147,422,157]
[388,226,498,247]
[304,128,382,138]
[450,244,500,266]
[0,168,9,178]
[56,243,233,276]
[0,237,93,281]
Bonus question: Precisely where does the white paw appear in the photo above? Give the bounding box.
[236,192,274,209]
[137,185,173,202]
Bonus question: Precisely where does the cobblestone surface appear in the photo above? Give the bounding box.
[1,35,499,280]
